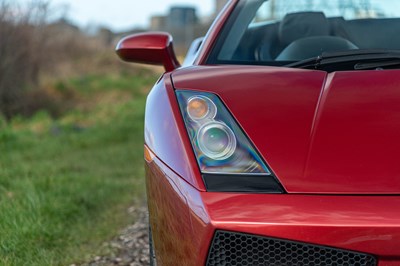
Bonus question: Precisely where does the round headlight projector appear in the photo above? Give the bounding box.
[197,122,237,160]
[187,96,217,121]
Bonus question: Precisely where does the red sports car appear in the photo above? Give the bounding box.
[117,0,400,265]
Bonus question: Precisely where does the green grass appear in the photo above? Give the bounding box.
[0,69,159,265]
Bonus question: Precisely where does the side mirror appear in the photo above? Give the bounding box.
[116,32,180,72]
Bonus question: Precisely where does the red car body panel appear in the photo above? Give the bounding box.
[144,69,400,265]
[127,0,400,264]
[146,147,400,265]
[146,153,213,266]
[144,75,205,191]
[172,66,400,194]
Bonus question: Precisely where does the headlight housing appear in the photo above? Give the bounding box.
[176,90,284,193]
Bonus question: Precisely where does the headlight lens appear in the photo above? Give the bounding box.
[176,90,271,175]
[197,121,236,160]
[187,96,216,121]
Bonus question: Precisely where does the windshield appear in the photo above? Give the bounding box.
[207,0,400,66]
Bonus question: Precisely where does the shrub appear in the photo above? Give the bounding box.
[0,1,103,120]
[0,1,50,119]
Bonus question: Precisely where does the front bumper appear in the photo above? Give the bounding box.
[207,230,376,265]
[146,155,400,266]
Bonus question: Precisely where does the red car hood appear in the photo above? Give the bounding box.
[172,66,400,194]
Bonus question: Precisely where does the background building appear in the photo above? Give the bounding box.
[147,0,229,52]
[150,15,168,31]
[167,6,198,28]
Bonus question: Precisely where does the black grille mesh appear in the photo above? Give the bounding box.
[207,231,377,266]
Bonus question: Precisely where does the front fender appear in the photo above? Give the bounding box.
[144,74,205,191]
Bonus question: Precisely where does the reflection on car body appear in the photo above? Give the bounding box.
[117,0,400,265]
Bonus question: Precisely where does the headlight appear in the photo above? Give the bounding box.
[197,121,236,160]
[176,90,284,193]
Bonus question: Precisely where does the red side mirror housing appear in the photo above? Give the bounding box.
[116,32,180,72]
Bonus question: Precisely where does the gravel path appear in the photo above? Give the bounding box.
[78,206,151,266]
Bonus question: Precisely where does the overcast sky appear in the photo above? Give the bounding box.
[19,0,400,32]
[47,0,215,31]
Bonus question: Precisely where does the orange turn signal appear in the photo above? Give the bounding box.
[187,97,209,120]
[144,145,155,163]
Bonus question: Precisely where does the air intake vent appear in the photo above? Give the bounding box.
[207,231,377,266]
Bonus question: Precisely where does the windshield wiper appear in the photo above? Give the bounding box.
[286,49,400,70]
[354,59,400,70]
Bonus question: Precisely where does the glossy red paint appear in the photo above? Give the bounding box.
[116,32,180,72]
[304,70,400,194]
[172,66,400,194]
[144,75,205,191]
[146,152,213,266]
[117,0,400,263]
[203,193,400,257]
[146,148,400,265]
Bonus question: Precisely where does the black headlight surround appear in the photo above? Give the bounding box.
[203,173,285,193]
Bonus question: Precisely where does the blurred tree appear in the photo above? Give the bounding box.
[0,1,49,119]
[0,1,99,120]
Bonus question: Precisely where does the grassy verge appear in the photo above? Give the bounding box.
[0,69,160,265]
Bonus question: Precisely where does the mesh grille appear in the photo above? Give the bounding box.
[207,231,377,266]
